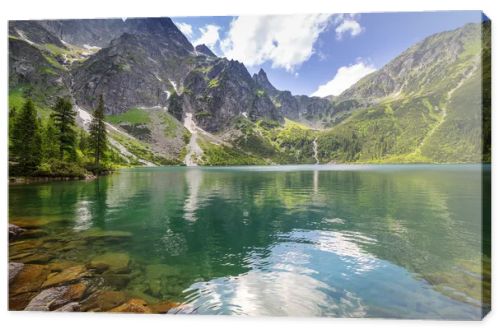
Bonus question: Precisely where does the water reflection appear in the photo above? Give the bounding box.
[8,165,490,319]
[183,168,203,223]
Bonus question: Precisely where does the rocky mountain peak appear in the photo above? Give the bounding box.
[195,44,216,57]
[253,68,278,95]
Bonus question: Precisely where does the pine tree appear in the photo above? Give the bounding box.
[11,100,42,175]
[77,128,89,153]
[42,117,60,160]
[89,95,107,168]
[51,97,77,160]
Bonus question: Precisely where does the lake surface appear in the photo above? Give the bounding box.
[9,164,490,319]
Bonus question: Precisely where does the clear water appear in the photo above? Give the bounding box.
[9,164,490,319]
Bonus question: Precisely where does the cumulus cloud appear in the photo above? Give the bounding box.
[336,19,363,39]
[220,14,331,72]
[193,24,221,50]
[175,22,193,38]
[334,14,364,40]
[311,61,376,97]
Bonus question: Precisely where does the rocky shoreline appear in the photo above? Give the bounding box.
[8,222,180,313]
[9,174,97,185]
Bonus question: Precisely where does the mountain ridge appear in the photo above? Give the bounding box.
[8,18,490,165]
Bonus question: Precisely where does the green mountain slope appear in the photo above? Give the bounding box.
[8,18,490,166]
[311,22,490,163]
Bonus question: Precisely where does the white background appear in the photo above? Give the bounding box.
[0,0,498,333]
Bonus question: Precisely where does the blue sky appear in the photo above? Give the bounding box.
[172,11,483,96]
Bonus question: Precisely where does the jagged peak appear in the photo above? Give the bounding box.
[195,44,216,57]
[253,68,278,94]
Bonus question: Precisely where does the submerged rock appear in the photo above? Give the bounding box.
[9,239,44,253]
[24,282,87,311]
[10,264,49,295]
[9,262,24,284]
[80,290,127,312]
[48,260,80,272]
[81,229,132,241]
[42,265,87,288]
[9,224,26,239]
[149,301,180,314]
[54,302,80,312]
[14,252,55,264]
[144,264,184,298]
[9,292,37,310]
[103,273,132,289]
[17,229,48,239]
[89,252,130,273]
[10,217,52,229]
[110,298,152,313]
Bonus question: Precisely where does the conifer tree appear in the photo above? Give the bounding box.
[89,95,107,168]
[51,97,76,160]
[11,100,42,175]
[42,118,60,160]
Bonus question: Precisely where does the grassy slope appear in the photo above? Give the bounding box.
[105,108,151,124]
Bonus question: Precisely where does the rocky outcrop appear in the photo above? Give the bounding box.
[195,44,216,57]
[9,262,24,284]
[39,17,194,50]
[180,58,283,132]
[9,21,66,47]
[71,29,195,115]
[252,68,335,127]
[41,265,88,288]
[8,38,69,103]
[110,298,152,313]
[9,224,25,239]
[24,282,87,311]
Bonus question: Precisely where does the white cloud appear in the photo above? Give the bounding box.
[193,24,221,50]
[311,61,376,97]
[334,14,364,40]
[220,15,331,72]
[175,22,193,38]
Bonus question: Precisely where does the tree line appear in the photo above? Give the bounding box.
[9,96,111,178]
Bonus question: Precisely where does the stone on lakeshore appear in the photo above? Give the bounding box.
[63,282,87,302]
[9,224,26,239]
[149,301,181,314]
[80,290,127,312]
[54,302,80,312]
[110,298,152,313]
[41,265,87,288]
[9,262,24,284]
[10,264,49,295]
[9,292,37,311]
[24,282,87,311]
[89,252,130,273]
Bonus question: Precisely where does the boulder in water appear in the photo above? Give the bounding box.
[89,252,130,273]
[110,298,152,313]
[42,265,87,288]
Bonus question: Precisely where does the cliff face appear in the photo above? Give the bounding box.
[181,58,282,132]
[252,68,336,127]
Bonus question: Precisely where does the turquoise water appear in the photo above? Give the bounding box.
[9,164,490,318]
